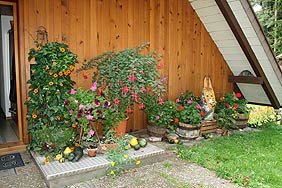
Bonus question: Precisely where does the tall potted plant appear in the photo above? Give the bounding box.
[78,43,166,133]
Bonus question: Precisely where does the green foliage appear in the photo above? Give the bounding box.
[214,93,250,130]
[177,126,282,188]
[250,0,282,56]
[174,92,204,126]
[140,93,177,129]
[78,42,166,114]
[25,42,78,155]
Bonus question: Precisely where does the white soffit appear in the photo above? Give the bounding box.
[189,0,282,107]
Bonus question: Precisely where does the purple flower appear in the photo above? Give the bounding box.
[176,98,180,103]
[87,105,93,109]
[94,99,100,107]
[160,77,167,83]
[96,110,102,115]
[101,115,106,120]
[88,129,95,136]
[188,99,193,104]
[70,89,76,95]
[197,104,202,110]
[90,82,97,91]
[77,112,82,119]
[86,115,93,120]
[69,109,74,115]
[79,104,84,110]
[103,101,110,108]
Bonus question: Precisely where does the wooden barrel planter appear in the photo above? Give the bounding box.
[147,123,167,138]
[176,122,201,139]
[235,113,249,129]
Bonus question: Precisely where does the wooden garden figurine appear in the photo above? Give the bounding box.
[201,76,216,121]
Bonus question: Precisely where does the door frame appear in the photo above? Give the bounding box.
[0,1,24,147]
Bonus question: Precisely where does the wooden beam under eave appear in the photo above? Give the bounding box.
[228,76,264,84]
[215,0,280,109]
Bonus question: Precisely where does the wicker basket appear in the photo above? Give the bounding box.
[200,120,218,134]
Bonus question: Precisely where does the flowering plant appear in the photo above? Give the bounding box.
[140,93,177,129]
[78,43,166,117]
[25,42,78,155]
[215,93,250,116]
[64,84,123,134]
[174,92,205,126]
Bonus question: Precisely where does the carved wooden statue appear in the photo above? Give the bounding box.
[202,76,216,121]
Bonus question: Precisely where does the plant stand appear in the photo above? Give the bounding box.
[176,123,201,139]
[200,120,218,134]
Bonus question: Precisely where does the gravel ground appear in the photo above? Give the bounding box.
[1,129,253,188]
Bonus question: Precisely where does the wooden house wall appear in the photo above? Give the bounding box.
[18,0,233,140]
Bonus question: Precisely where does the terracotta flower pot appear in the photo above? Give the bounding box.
[112,117,129,137]
[87,148,97,157]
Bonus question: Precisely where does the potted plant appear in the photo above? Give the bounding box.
[81,129,99,157]
[215,92,251,130]
[174,92,205,139]
[139,93,177,137]
[78,43,166,125]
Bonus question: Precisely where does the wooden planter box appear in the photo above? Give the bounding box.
[200,120,218,134]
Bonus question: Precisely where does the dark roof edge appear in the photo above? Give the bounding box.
[215,0,280,109]
[241,0,282,83]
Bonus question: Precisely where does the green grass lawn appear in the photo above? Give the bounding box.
[177,126,282,188]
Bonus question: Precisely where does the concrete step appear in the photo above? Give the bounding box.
[31,143,165,188]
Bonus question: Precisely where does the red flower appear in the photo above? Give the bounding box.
[129,74,136,82]
[178,106,184,111]
[121,86,129,94]
[158,98,164,105]
[200,111,205,117]
[234,104,238,109]
[235,93,241,98]
[225,103,230,107]
[174,118,179,123]
[83,74,88,79]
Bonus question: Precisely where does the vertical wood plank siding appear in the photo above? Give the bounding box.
[18,0,233,138]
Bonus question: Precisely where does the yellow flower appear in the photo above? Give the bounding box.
[66,70,71,74]
[111,161,115,167]
[64,71,69,76]
[70,147,74,152]
[49,81,54,86]
[47,155,51,159]
[60,47,65,52]
[63,147,72,155]
[55,154,62,161]
[27,97,31,101]
[44,159,50,163]
[45,65,49,70]
[34,88,38,94]
[110,170,115,175]
[75,143,80,147]
[123,154,128,159]
[71,124,77,128]
[136,160,141,165]
[59,72,63,76]
[57,116,61,120]
[53,73,58,78]
[32,114,37,119]
[49,72,53,75]
[53,61,57,66]
[37,46,41,51]
[69,65,75,71]
[59,83,63,87]
[31,69,36,74]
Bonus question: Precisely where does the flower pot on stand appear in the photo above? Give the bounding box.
[235,113,249,129]
[147,123,167,138]
[176,122,201,139]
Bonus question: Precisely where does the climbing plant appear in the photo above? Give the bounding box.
[25,42,78,156]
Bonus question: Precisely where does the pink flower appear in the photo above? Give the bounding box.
[94,99,100,107]
[114,99,120,104]
[121,86,129,94]
[90,82,97,91]
[155,116,160,120]
[160,77,167,83]
[197,104,202,110]
[88,129,95,136]
[129,74,136,82]
[131,92,138,102]
[69,109,74,115]
[139,104,145,109]
[176,98,180,103]
[70,89,76,95]
[86,115,93,120]
[142,87,146,92]
[126,108,133,113]
[118,80,122,85]
[79,104,84,110]
[188,99,193,104]
[158,98,164,105]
